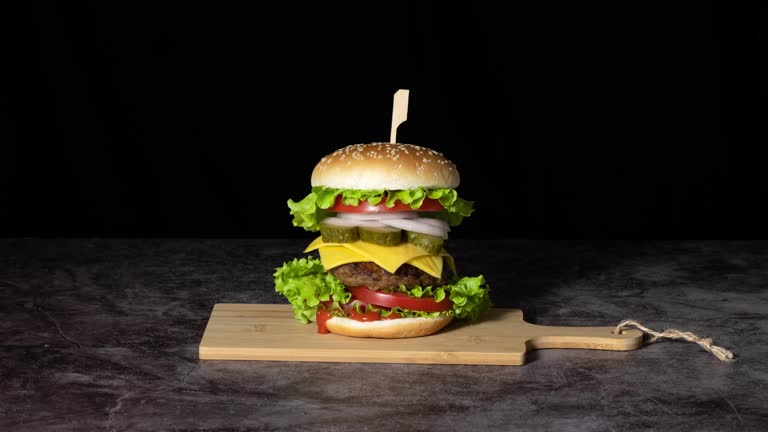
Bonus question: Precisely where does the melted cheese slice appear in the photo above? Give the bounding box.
[304,237,455,279]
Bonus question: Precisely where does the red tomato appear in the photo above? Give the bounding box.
[329,196,444,213]
[381,311,402,320]
[348,307,381,322]
[349,286,453,312]
[316,309,333,334]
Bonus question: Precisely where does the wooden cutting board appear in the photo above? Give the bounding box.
[198,304,644,365]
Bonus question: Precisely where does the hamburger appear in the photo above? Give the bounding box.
[274,142,491,338]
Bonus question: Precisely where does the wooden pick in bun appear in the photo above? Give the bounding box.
[275,142,491,339]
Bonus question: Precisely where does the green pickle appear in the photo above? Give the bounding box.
[406,231,444,254]
[319,221,359,243]
[358,226,403,246]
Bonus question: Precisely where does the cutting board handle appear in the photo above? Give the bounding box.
[521,322,644,351]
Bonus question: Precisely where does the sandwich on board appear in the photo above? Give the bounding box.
[274,91,491,338]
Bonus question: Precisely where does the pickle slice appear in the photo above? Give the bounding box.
[406,231,444,255]
[320,220,359,243]
[358,226,403,246]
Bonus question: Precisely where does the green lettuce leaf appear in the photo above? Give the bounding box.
[448,275,493,320]
[273,257,350,323]
[287,186,475,232]
[274,258,491,323]
[388,275,492,321]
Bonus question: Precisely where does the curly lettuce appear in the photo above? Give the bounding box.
[274,257,492,323]
[273,257,351,323]
[287,187,475,232]
[446,276,493,320]
[380,276,491,320]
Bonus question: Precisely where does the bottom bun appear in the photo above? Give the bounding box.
[325,315,453,338]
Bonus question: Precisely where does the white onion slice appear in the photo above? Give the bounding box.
[378,218,448,239]
[417,218,451,232]
[337,212,419,220]
[321,217,387,228]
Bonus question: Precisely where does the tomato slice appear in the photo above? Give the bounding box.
[349,286,452,312]
[329,196,444,213]
[348,307,381,322]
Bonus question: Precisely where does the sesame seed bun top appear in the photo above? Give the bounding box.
[310,143,461,190]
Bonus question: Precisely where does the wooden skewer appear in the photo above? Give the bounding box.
[390,89,410,143]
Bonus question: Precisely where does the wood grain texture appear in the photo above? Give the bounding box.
[199,304,644,365]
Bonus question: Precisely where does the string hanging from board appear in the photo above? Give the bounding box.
[613,320,735,362]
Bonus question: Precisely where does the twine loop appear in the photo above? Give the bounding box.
[614,319,735,362]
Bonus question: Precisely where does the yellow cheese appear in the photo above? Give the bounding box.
[304,237,455,278]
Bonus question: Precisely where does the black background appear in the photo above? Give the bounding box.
[4,2,766,239]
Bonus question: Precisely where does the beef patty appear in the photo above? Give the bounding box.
[329,260,453,290]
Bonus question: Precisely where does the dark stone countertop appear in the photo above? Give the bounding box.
[1,239,766,431]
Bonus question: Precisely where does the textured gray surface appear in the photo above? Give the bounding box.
[0,238,766,431]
